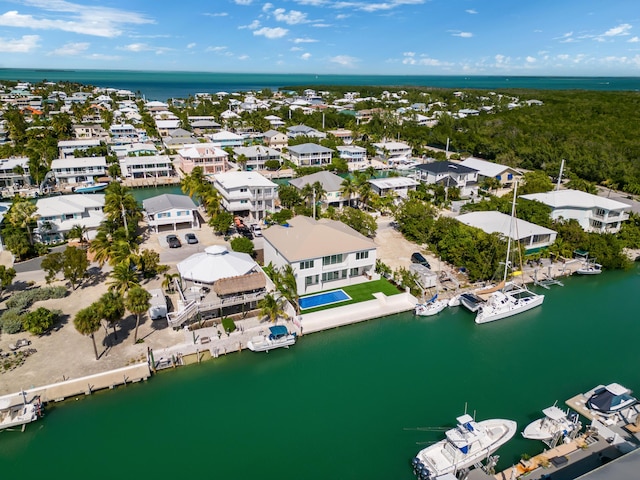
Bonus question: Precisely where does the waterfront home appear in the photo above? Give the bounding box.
[73,124,109,141]
[111,142,158,159]
[456,211,557,252]
[35,194,105,243]
[372,141,412,160]
[119,154,174,179]
[414,161,479,198]
[289,171,354,208]
[337,146,368,171]
[0,157,31,187]
[213,171,278,223]
[288,143,334,167]
[162,129,198,151]
[232,145,281,171]
[58,139,103,159]
[262,216,379,295]
[286,125,326,140]
[109,123,138,143]
[142,194,199,232]
[205,130,246,148]
[51,156,107,185]
[155,119,181,137]
[459,157,522,187]
[188,116,221,134]
[520,189,631,234]
[327,129,354,145]
[368,177,418,200]
[177,143,229,175]
[264,115,285,128]
[263,129,288,151]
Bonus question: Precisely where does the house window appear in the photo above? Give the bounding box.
[595,208,606,217]
[300,260,314,270]
[322,254,343,266]
[305,275,319,286]
[350,267,360,277]
[356,251,369,260]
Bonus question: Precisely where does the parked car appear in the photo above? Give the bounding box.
[411,252,431,269]
[251,224,263,237]
[185,233,198,244]
[166,234,181,248]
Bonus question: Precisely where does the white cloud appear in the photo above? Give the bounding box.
[557,54,570,60]
[629,36,639,43]
[401,51,452,66]
[0,34,39,52]
[494,54,510,66]
[238,54,249,60]
[465,9,478,14]
[312,23,331,27]
[0,2,153,38]
[526,56,536,63]
[204,12,228,17]
[336,14,349,19]
[240,20,261,30]
[301,52,311,60]
[602,23,632,37]
[330,1,425,13]
[48,41,89,56]
[234,0,253,5]
[263,3,274,12]
[273,8,308,25]
[329,54,358,67]
[451,31,473,38]
[187,43,196,49]
[253,27,288,39]
[293,37,318,43]
[120,43,172,55]
[290,46,303,51]
[87,53,120,61]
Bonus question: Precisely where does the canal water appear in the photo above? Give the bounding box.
[1,259,638,478]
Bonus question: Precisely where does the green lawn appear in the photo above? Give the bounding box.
[298,279,403,314]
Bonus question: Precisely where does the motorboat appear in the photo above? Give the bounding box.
[73,181,109,193]
[576,261,602,275]
[522,404,581,447]
[247,325,296,352]
[412,414,517,480]
[585,383,638,414]
[475,283,545,324]
[475,182,544,324]
[459,292,485,312]
[415,294,448,316]
[0,395,42,431]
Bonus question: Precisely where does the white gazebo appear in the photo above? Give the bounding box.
[176,245,258,284]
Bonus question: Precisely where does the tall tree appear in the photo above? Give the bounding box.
[74,304,102,360]
[7,199,38,245]
[98,291,125,340]
[0,265,17,301]
[258,293,289,323]
[108,262,140,295]
[61,246,89,290]
[126,285,151,344]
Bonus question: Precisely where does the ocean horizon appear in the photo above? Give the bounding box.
[0,68,638,101]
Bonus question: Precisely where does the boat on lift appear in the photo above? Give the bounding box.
[522,404,581,447]
[247,325,296,352]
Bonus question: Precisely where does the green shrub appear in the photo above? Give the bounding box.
[6,286,68,310]
[22,307,59,335]
[0,308,25,334]
[221,316,236,333]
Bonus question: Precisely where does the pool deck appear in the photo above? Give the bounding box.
[299,288,351,310]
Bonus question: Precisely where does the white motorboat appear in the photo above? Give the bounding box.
[522,404,581,447]
[415,294,448,316]
[475,182,544,324]
[247,325,296,352]
[412,414,517,480]
[576,261,602,275]
[585,383,638,415]
[0,395,42,431]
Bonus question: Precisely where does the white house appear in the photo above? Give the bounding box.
[142,194,200,232]
[35,194,105,243]
[288,143,334,167]
[50,156,107,185]
[58,139,103,159]
[0,157,31,187]
[109,123,138,142]
[262,216,379,295]
[213,171,278,223]
[327,129,354,144]
[287,125,326,140]
[263,129,288,151]
[372,141,412,160]
[119,154,174,179]
[369,177,418,200]
[456,211,557,252]
[205,130,246,148]
[289,171,353,208]
[337,145,367,171]
[414,161,479,198]
[232,145,281,171]
[520,189,631,234]
[459,157,522,187]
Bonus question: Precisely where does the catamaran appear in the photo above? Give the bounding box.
[475,182,544,324]
[412,414,517,480]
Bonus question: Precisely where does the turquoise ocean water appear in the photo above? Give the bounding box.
[0,69,639,101]
[1,266,639,479]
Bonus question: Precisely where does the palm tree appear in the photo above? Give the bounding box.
[108,262,140,295]
[98,291,125,340]
[162,272,181,293]
[103,183,141,238]
[279,264,300,315]
[358,181,374,210]
[68,224,89,244]
[89,230,112,266]
[339,177,358,207]
[74,304,102,360]
[126,285,151,344]
[7,199,38,245]
[258,293,289,323]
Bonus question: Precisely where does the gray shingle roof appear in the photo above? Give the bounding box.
[142,194,197,214]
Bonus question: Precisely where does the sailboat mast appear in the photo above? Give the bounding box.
[503,182,518,283]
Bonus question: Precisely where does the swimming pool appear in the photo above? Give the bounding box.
[299,289,351,310]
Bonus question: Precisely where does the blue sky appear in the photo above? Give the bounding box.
[0,0,639,75]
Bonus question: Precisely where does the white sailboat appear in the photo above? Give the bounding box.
[475,183,544,324]
[412,414,517,479]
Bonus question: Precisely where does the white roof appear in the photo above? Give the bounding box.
[520,189,631,212]
[337,145,366,153]
[177,245,258,284]
[369,177,418,188]
[208,130,245,141]
[459,157,520,178]
[58,139,102,148]
[372,141,410,149]
[51,157,107,169]
[214,171,277,189]
[456,211,556,240]
[0,157,29,169]
[155,119,180,129]
[36,194,105,217]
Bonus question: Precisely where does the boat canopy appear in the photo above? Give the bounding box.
[587,384,636,412]
[268,325,289,339]
[542,405,566,421]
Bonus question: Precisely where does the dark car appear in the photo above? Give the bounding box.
[411,252,431,269]
[166,234,181,248]
[185,233,198,244]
